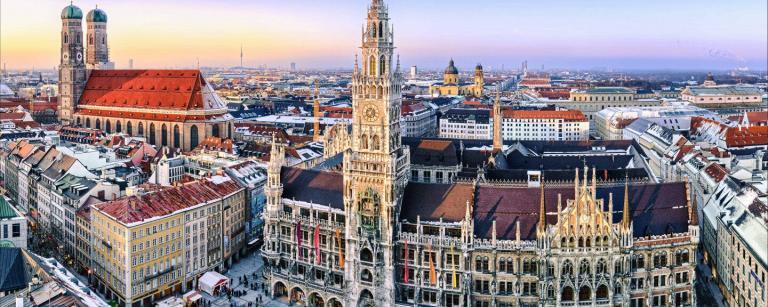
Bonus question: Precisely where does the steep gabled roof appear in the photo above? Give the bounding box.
[0,248,29,292]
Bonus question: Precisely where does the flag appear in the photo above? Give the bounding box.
[451,245,457,288]
[428,244,437,286]
[314,224,321,265]
[335,228,344,269]
[296,221,302,260]
[404,240,409,283]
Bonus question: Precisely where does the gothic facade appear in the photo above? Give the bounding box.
[261,1,698,307]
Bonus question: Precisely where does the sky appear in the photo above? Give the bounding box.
[1,0,766,71]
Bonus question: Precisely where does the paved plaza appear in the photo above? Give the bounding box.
[200,250,290,307]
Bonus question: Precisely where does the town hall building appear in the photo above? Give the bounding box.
[261,1,699,307]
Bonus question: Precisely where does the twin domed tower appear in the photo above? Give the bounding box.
[59,3,113,125]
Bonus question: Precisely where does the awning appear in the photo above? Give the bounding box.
[183,290,202,302]
[198,271,230,296]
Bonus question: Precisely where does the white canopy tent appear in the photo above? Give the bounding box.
[198,271,230,296]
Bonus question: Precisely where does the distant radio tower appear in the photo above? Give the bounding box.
[240,44,244,69]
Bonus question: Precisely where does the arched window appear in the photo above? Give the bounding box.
[361,269,373,282]
[212,124,220,137]
[580,259,590,275]
[547,285,555,299]
[76,117,81,126]
[361,248,373,262]
[161,124,168,146]
[190,125,199,149]
[85,118,91,128]
[372,135,380,150]
[126,121,133,135]
[138,122,144,136]
[561,286,574,301]
[562,260,573,276]
[596,259,607,275]
[105,120,111,133]
[173,125,180,148]
[95,119,101,130]
[379,55,387,75]
[613,283,622,295]
[368,56,376,76]
[378,22,383,38]
[116,121,122,133]
[361,134,368,149]
[64,33,68,44]
[149,123,156,145]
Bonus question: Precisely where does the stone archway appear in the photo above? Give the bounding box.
[579,285,592,301]
[596,284,609,300]
[138,122,144,136]
[327,298,343,307]
[127,121,133,135]
[273,281,288,300]
[116,120,122,133]
[309,292,325,307]
[290,287,306,305]
[561,286,574,301]
[358,289,374,307]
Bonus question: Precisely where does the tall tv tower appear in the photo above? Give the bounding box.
[240,44,244,69]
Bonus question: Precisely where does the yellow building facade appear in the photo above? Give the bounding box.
[91,204,185,306]
[429,59,484,97]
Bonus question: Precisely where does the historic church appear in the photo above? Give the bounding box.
[262,1,698,307]
[58,4,232,151]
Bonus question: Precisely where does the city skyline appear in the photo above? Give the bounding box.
[1,0,767,71]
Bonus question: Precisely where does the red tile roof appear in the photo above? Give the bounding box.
[79,70,206,110]
[745,111,768,125]
[704,163,728,183]
[725,126,768,147]
[502,109,587,121]
[95,178,242,224]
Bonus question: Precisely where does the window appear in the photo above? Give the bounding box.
[475,256,489,272]
[11,224,20,237]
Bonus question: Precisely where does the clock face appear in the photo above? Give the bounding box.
[63,52,70,61]
[76,52,83,61]
[363,104,378,122]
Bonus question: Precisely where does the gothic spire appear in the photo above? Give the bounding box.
[538,174,546,233]
[492,85,502,152]
[622,172,631,229]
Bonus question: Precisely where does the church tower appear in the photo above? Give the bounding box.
[59,3,87,126]
[85,6,112,69]
[474,63,484,96]
[343,0,409,305]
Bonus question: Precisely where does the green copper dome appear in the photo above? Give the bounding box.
[87,8,107,23]
[61,4,83,19]
[445,59,459,75]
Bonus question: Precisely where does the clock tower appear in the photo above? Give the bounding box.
[343,0,409,306]
[59,3,87,126]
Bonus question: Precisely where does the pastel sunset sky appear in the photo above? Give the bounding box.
[1,0,766,71]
